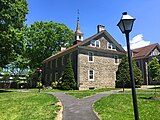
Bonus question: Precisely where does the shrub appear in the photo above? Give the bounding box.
[59,57,76,90]
[116,55,142,88]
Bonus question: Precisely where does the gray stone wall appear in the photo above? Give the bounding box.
[43,50,78,86]
[78,49,119,90]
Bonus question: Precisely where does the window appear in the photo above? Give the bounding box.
[88,52,94,62]
[114,55,119,64]
[50,61,52,69]
[108,43,112,49]
[88,70,94,81]
[108,43,116,50]
[55,72,58,81]
[45,74,48,81]
[50,73,52,82]
[62,56,64,65]
[91,41,95,46]
[95,40,100,47]
[90,40,100,48]
[55,59,58,67]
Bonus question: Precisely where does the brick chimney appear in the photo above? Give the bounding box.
[97,25,105,33]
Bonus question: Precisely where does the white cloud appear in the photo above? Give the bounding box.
[123,34,150,50]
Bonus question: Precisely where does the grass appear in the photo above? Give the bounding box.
[93,93,160,120]
[124,87,160,93]
[66,92,96,99]
[0,90,60,120]
[31,88,120,93]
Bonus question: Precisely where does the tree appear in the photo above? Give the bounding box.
[59,57,76,90]
[22,21,74,69]
[0,0,28,67]
[116,55,142,91]
[148,57,160,96]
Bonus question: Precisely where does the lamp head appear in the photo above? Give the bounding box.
[117,12,136,34]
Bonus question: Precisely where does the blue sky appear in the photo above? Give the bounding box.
[26,0,160,49]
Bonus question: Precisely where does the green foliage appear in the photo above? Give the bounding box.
[59,57,76,90]
[51,81,58,89]
[116,55,142,88]
[36,82,42,88]
[148,57,160,96]
[148,57,160,81]
[22,21,74,69]
[0,0,28,67]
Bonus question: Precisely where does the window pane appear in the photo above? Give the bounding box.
[112,44,116,49]
[89,70,93,79]
[89,52,93,61]
[114,55,118,63]
[91,41,95,46]
[96,41,100,47]
[108,43,112,49]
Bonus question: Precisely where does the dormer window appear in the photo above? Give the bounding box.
[107,43,116,50]
[90,40,100,48]
[96,40,100,47]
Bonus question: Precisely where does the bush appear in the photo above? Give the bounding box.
[116,55,142,88]
[36,82,42,88]
[59,57,76,90]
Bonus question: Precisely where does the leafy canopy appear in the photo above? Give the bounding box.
[0,0,28,67]
[22,21,74,69]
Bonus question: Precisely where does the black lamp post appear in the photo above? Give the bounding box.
[117,12,139,120]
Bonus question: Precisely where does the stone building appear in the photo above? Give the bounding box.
[42,19,125,90]
[132,43,160,85]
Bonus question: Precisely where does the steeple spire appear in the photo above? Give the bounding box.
[74,9,83,42]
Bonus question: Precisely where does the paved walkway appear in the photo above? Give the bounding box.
[48,90,119,120]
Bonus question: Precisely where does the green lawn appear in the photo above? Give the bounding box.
[0,90,60,120]
[125,87,160,93]
[66,92,96,99]
[93,93,160,120]
[34,88,120,93]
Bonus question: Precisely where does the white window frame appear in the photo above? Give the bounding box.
[107,43,116,50]
[88,52,94,62]
[90,40,100,48]
[96,40,100,47]
[88,70,94,81]
[114,55,119,64]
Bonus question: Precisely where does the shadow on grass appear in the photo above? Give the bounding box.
[149,87,160,89]
[139,96,153,99]
[0,89,13,93]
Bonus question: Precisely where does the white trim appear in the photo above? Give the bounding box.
[88,70,94,81]
[90,40,100,48]
[107,43,116,50]
[88,51,94,62]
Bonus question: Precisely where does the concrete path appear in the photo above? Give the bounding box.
[48,90,119,120]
